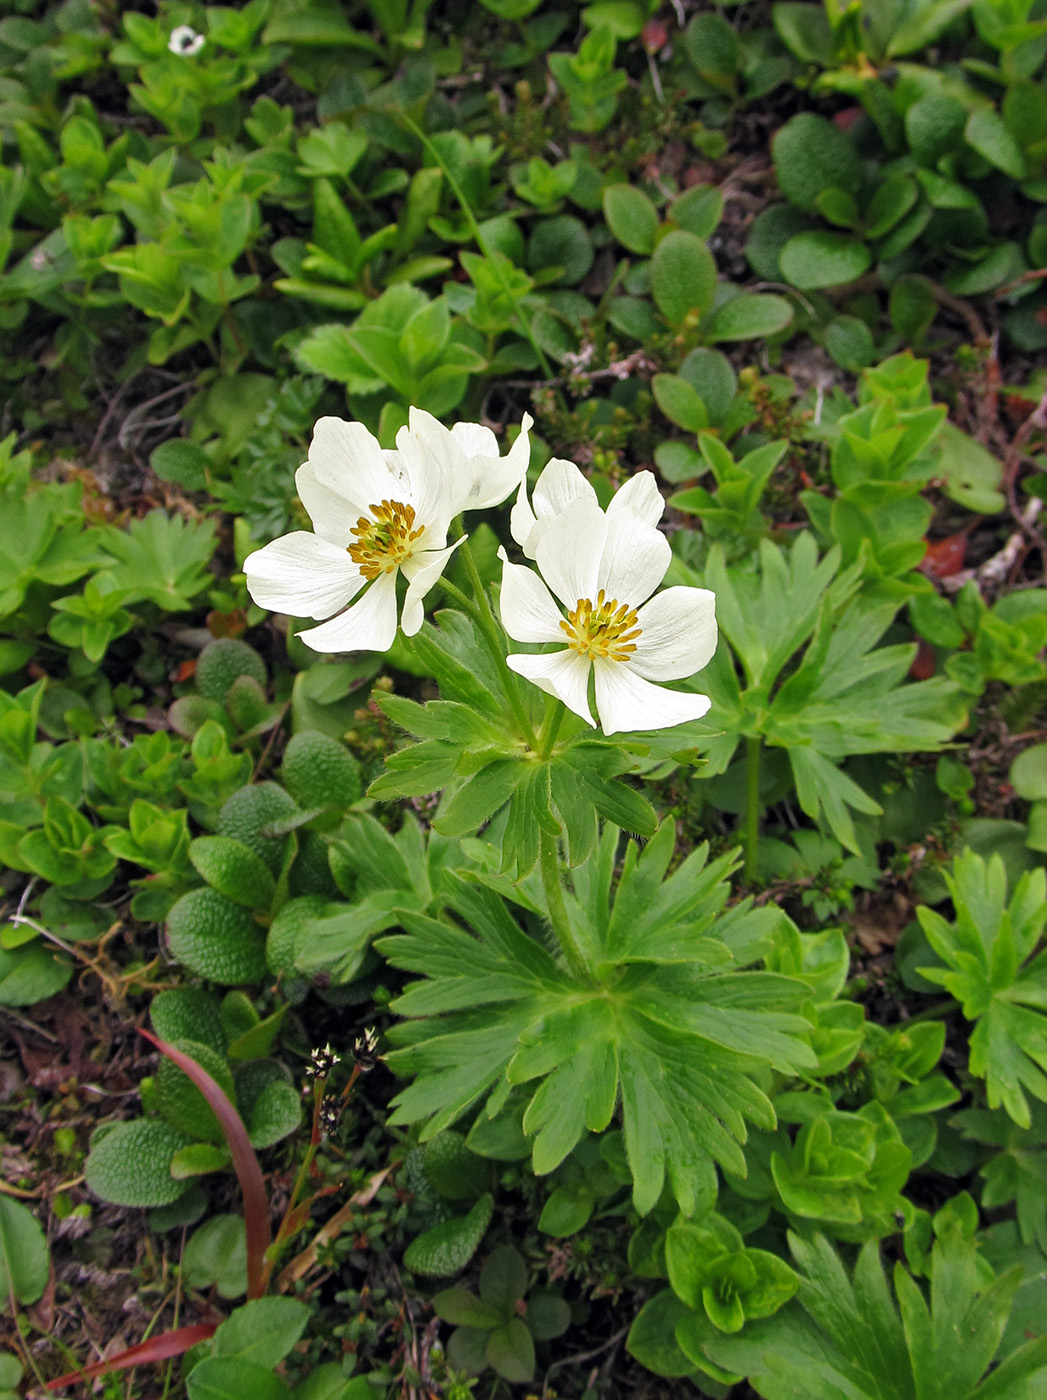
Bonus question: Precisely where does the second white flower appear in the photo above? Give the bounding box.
[499,476,717,736]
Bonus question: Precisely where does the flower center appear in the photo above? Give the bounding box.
[347,500,424,580]
[560,589,641,662]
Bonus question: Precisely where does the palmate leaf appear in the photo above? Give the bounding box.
[372,608,707,874]
[685,534,968,850]
[918,850,1047,1126]
[700,1227,1047,1400]
[101,511,216,612]
[379,822,815,1213]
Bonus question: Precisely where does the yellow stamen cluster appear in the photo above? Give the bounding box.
[347,500,423,580]
[560,589,641,662]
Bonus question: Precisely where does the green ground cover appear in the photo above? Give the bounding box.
[5,1,1047,1396]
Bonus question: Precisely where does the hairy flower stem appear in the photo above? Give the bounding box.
[745,736,761,885]
[539,696,566,760]
[539,829,589,982]
[457,535,540,750]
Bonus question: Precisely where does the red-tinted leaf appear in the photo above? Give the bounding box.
[834,107,862,131]
[909,639,937,680]
[139,1029,271,1299]
[207,608,247,639]
[921,532,968,579]
[45,1323,218,1389]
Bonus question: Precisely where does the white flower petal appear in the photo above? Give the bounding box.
[534,499,605,608]
[632,587,718,681]
[448,411,533,513]
[450,421,498,457]
[533,457,596,518]
[507,649,594,726]
[511,456,596,557]
[396,410,458,538]
[597,510,671,608]
[498,548,566,643]
[608,471,664,527]
[308,417,404,511]
[295,462,368,545]
[510,477,539,554]
[244,533,364,619]
[400,538,465,636]
[593,660,712,736]
[297,570,399,654]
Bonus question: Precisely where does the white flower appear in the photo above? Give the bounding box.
[499,486,717,736]
[412,409,533,514]
[168,25,205,55]
[243,410,531,654]
[511,455,664,558]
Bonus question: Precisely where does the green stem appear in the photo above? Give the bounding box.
[539,829,589,982]
[539,697,566,760]
[434,574,482,623]
[745,736,761,885]
[458,536,540,750]
[900,996,961,1024]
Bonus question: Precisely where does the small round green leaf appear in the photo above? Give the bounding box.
[652,373,708,432]
[151,988,227,1055]
[403,1192,493,1277]
[421,1130,491,1201]
[772,113,862,214]
[779,231,871,289]
[480,1245,528,1315]
[167,888,268,986]
[217,783,298,875]
[526,1292,572,1340]
[966,107,1027,178]
[190,836,277,910]
[266,894,328,977]
[280,730,362,810]
[746,204,816,280]
[626,1289,696,1378]
[603,183,659,255]
[245,1077,302,1149]
[433,1288,503,1328]
[670,184,723,240]
[184,1214,247,1299]
[150,440,210,492]
[187,1356,292,1400]
[684,10,740,75]
[1011,744,1047,801]
[650,230,717,323]
[526,216,594,285]
[824,315,875,371]
[211,1296,311,1368]
[85,1119,191,1207]
[485,1317,535,1383]
[678,347,736,423]
[703,292,793,341]
[0,1197,49,1309]
[157,1038,237,1142]
[195,639,267,703]
[0,943,72,1007]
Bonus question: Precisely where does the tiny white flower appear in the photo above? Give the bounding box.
[511,456,663,559]
[244,410,531,654]
[499,484,716,736]
[168,25,205,55]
